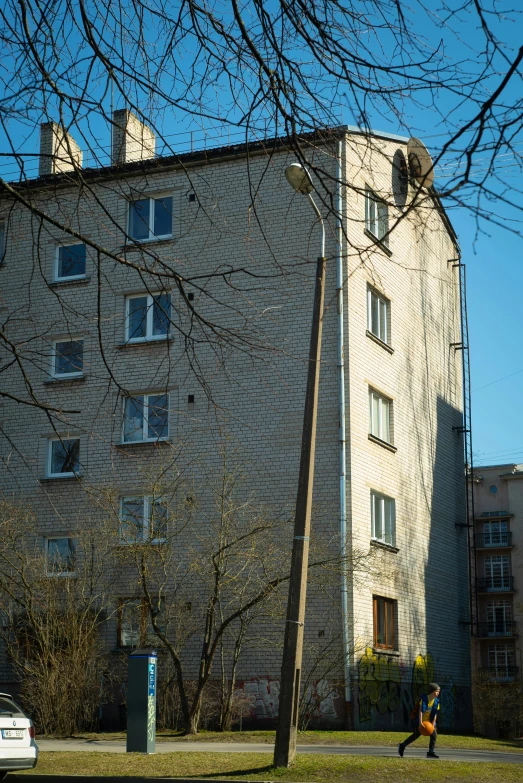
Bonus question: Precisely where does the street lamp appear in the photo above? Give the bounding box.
[274,163,327,768]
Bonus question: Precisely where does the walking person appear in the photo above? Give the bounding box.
[398,683,441,759]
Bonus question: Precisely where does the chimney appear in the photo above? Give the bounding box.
[111,109,156,165]
[39,122,83,176]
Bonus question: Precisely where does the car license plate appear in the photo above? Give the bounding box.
[2,729,24,738]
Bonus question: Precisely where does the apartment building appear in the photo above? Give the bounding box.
[0,114,472,730]
[471,465,523,687]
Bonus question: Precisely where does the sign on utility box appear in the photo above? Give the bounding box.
[126,648,157,754]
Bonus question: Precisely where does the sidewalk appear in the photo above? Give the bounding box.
[36,738,523,764]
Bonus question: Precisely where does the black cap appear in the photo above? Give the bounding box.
[428,682,440,692]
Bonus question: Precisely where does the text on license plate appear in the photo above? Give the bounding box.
[2,729,24,738]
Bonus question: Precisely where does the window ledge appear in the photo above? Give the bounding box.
[122,237,174,251]
[366,330,394,354]
[372,647,400,657]
[44,375,87,385]
[49,276,91,288]
[364,228,392,257]
[114,439,172,450]
[116,337,173,349]
[368,434,397,453]
[39,474,83,483]
[371,539,399,554]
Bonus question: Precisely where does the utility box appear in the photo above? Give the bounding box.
[126,648,157,754]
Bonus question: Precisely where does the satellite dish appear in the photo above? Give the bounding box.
[407,137,434,189]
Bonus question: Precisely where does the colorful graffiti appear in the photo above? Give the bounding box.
[412,652,435,705]
[357,647,401,722]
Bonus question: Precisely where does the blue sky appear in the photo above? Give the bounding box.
[1,1,521,465]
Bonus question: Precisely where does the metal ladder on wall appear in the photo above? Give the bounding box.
[453,259,477,636]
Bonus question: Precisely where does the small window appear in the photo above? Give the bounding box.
[0,219,5,263]
[367,287,390,344]
[365,187,389,245]
[123,393,169,443]
[369,389,392,444]
[45,537,76,576]
[117,598,164,648]
[47,438,80,477]
[128,195,173,241]
[120,496,168,544]
[56,244,86,280]
[126,293,171,342]
[373,595,397,650]
[371,491,396,546]
[52,338,84,377]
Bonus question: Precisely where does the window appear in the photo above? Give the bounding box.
[0,219,5,262]
[371,492,396,546]
[47,438,80,477]
[367,287,390,344]
[123,393,169,443]
[369,389,392,443]
[120,496,168,544]
[486,601,512,636]
[365,187,389,245]
[488,644,515,680]
[126,293,171,342]
[56,244,86,280]
[484,555,510,590]
[117,598,164,648]
[128,195,173,241]
[483,520,508,547]
[45,537,76,576]
[52,339,84,377]
[373,596,397,650]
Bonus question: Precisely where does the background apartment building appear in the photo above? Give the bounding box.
[471,465,522,706]
[0,115,471,730]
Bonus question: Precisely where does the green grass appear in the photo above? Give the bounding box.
[61,729,523,753]
[17,751,523,781]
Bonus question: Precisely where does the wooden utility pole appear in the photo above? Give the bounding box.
[273,254,326,768]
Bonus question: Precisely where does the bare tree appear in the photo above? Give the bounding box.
[0,498,119,735]
[0,2,523,415]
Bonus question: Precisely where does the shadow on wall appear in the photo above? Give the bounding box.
[425,395,473,732]
[353,394,473,731]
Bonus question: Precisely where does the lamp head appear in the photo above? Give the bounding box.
[285,163,314,194]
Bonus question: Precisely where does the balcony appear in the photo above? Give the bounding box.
[477,620,518,638]
[478,666,519,682]
[476,576,515,593]
[476,532,512,549]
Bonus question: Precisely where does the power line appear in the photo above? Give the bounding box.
[472,367,523,393]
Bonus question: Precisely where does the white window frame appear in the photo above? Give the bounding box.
[483,520,508,547]
[122,392,170,443]
[117,597,164,648]
[45,536,76,577]
[120,496,168,544]
[365,186,389,245]
[51,337,84,378]
[369,389,392,444]
[371,491,396,546]
[54,242,87,281]
[367,286,390,344]
[127,193,174,242]
[47,437,81,478]
[125,292,172,343]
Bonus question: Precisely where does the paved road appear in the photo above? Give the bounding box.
[36,739,523,764]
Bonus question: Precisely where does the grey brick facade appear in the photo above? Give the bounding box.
[0,125,472,730]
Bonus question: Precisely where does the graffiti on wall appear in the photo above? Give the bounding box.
[237,676,341,723]
[357,647,401,722]
[241,676,280,719]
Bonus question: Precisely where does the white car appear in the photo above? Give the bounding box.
[0,694,38,779]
